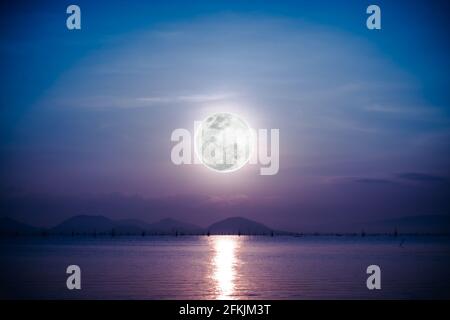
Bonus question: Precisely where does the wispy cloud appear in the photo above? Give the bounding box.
[346,173,448,185]
[43,92,235,109]
[136,92,235,105]
[364,104,442,118]
[206,194,249,206]
[354,178,395,185]
[397,172,448,183]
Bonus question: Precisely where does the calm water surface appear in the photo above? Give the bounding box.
[1,236,449,299]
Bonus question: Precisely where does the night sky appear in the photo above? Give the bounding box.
[0,0,449,231]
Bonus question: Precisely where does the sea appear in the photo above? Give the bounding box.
[1,235,449,299]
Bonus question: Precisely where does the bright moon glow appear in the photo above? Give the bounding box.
[195,112,253,173]
[212,237,238,299]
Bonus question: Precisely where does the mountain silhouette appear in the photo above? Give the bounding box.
[116,218,154,231]
[0,217,40,235]
[3,214,449,236]
[150,218,204,234]
[368,214,450,234]
[207,217,273,235]
[52,215,116,233]
[50,215,204,235]
[1,215,281,236]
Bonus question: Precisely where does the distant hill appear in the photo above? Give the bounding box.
[1,215,279,236]
[150,218,204,234]
[52,215,117,234]
[50,215,204,235]
[207,217,274,235]
[116,218,154,231]
[0,217,40,235]
[3,214,449,236]
[368,214,450,234]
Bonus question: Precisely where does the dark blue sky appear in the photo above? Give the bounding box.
[1,0,449,231]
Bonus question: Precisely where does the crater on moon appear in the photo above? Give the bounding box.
[195,113,252,173]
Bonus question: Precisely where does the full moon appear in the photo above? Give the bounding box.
[195,113,253,173]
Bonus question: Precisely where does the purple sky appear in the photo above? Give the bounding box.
[1,1,449,231]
